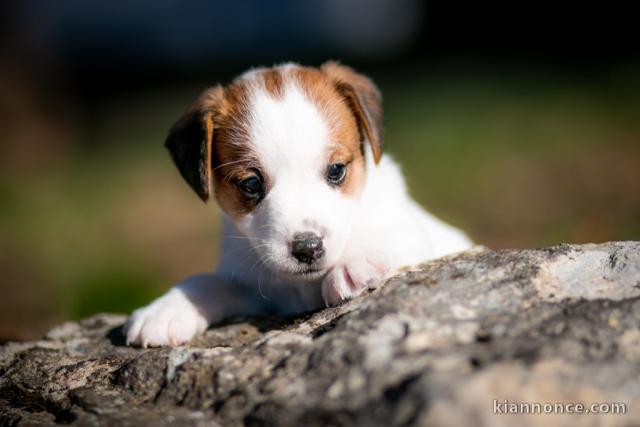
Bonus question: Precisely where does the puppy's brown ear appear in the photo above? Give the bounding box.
[165,86,224,202]
[321,61,383,163]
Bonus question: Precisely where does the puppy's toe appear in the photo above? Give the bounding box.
[124,290,207,347]
[321,267,353,306]
[321,250,390,306]
[347,250,390,289]
[124,310,145,345]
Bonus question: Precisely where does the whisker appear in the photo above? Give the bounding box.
[213,159,247,171]
[257,263,268,300]
[223,235,269,244]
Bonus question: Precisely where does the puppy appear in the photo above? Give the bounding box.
[125,62,472,347]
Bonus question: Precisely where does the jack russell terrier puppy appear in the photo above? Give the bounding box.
[125,62,472,347]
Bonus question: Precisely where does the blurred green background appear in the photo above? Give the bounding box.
[0,1,638,341]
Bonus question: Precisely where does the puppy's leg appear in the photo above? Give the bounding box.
[321,247,391,306]
[125,274,263,347]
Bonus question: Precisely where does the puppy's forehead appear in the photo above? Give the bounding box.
[228,65,358,172]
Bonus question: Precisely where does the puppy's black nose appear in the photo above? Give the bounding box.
[291,232,325,264]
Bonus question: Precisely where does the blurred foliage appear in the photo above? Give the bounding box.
[0,65,638,340]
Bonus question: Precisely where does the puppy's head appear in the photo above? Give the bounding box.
[165,62,383,280]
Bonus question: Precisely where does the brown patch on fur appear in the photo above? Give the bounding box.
[320,61,383,163]
[292,66,367,196]
[261,69,285,98]
[165,77,265,217]
[210,80,266,218]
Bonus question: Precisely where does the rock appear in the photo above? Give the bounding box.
[1,242,640,426]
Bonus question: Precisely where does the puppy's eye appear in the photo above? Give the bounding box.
[237,175,264,199]
[327,163,347,185]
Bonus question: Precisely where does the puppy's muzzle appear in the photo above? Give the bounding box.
[291,232,325,265]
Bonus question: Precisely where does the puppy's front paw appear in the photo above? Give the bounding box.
[124,289,208,347]
[321,250,390,306]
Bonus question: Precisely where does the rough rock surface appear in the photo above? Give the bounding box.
[1,242,640,427]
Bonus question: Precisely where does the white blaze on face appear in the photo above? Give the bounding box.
[234,80,357,278]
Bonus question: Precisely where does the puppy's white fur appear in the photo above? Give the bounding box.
[126,64,472,347]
